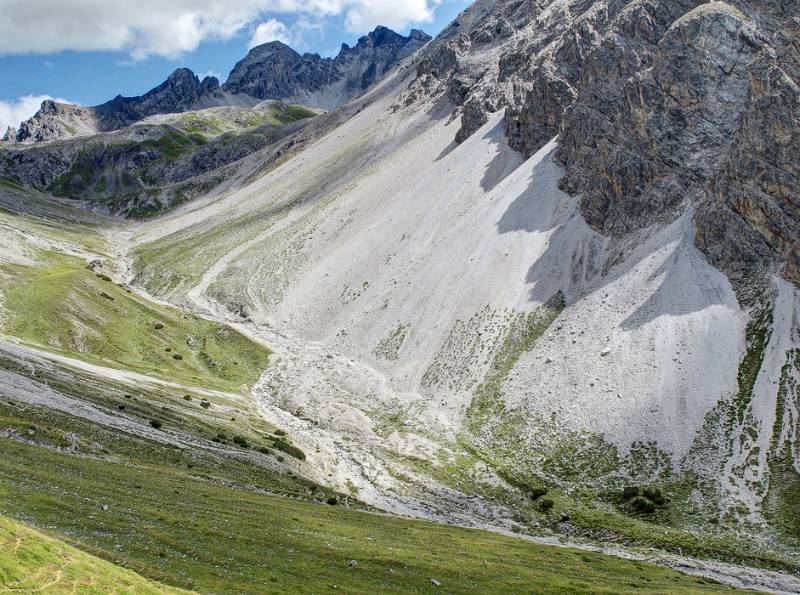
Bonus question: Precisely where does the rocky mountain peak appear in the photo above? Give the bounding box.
[222,26,431,109]
[246,40,297,57]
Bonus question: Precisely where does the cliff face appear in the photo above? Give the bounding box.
[402,0,799,290]
[222,27,431,109]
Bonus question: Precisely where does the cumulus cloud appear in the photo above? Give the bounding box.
[249,19,293,48]
[0,95,67,134]
[0,0,447,60]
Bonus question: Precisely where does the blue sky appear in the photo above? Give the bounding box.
[0,1,470,131]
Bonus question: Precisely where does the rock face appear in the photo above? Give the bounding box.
[223,27,431,109]
[8,27,430,143]
[557,1,800,288]
[9,100,99,144]
[402,0,799,291]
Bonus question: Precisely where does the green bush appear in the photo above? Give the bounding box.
[272,439,306,461]
[529,487,548,500]
[632,497,656,514]
[643,487,666,506]
[233,435,249,448]
[149,420,163,430]
[622,486,640,499]
[538,498,555,512]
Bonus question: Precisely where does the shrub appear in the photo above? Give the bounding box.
[538,498,555,512]
[326,497,338,506]
[233,435,249,448]
[183,395,192,401]
[154,323,165,330]
[277,456,285,463]
[632,497,656,514]
[272,439,306,461]
[200,401,211,409]
[258,446,271,455]
[643,487,666,506]
[528,487,548,500]
[274,429,287,436]
[149,419,163,430]
[173,354,183,361]
[622,486,640,499]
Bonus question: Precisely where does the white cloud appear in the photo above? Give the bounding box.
[198,70,223,80]
[0,95,68,134]
[249,19,292,48]
[0,1,447,60]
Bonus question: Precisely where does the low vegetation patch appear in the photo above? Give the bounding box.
[0,252,270,392]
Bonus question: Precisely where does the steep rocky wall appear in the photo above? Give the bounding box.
[410,0,799,290]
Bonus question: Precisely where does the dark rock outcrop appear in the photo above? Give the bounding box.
[557,2,800,286]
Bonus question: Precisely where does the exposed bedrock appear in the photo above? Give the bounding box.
[415,0,799,289]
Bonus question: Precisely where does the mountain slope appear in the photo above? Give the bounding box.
[0,101,319,216]
[125,0,799,572]
[0,1,799,591]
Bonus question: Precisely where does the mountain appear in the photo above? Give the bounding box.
[223,27,432,108]
[4,27,431,144]
[0,3,799,592]
[7,68,248,144]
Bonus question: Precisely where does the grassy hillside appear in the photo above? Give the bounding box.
[0,377,741,594]
[0,437,743,594]
[0,516,184,593]
[173,103,319,136]
[0,251,269,392]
